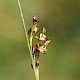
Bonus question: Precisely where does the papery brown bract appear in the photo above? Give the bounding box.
[28,27,32,36]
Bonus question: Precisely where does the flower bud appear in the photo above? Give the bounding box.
[36,60,40,67]
[33,15,39,24]
[43,27,46,33]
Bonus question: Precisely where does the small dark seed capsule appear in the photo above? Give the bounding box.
[35,44,39,49]
[39,43,42,46]
[45,38,49,41]
[36,60,40,67]
[28,27,32,36]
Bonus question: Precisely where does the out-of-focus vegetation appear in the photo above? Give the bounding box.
[0,0,80,80]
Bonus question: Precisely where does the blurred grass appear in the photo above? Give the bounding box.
[0,0,80,80]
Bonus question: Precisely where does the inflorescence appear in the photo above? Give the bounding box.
[28,15,51,68]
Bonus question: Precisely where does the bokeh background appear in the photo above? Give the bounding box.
[0,0,80,80]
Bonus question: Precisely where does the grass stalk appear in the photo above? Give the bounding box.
[17,0,38,80]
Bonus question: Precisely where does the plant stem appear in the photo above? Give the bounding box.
[36,66,39,80]
[17,0,37,80]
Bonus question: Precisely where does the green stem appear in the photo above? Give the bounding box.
[17,0,37,80]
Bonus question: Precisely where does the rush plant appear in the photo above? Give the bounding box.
[18,0,51,80]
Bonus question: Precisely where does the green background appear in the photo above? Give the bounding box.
[0,0,80,80]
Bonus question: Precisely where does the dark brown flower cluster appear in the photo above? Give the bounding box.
[28,15,51,67]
